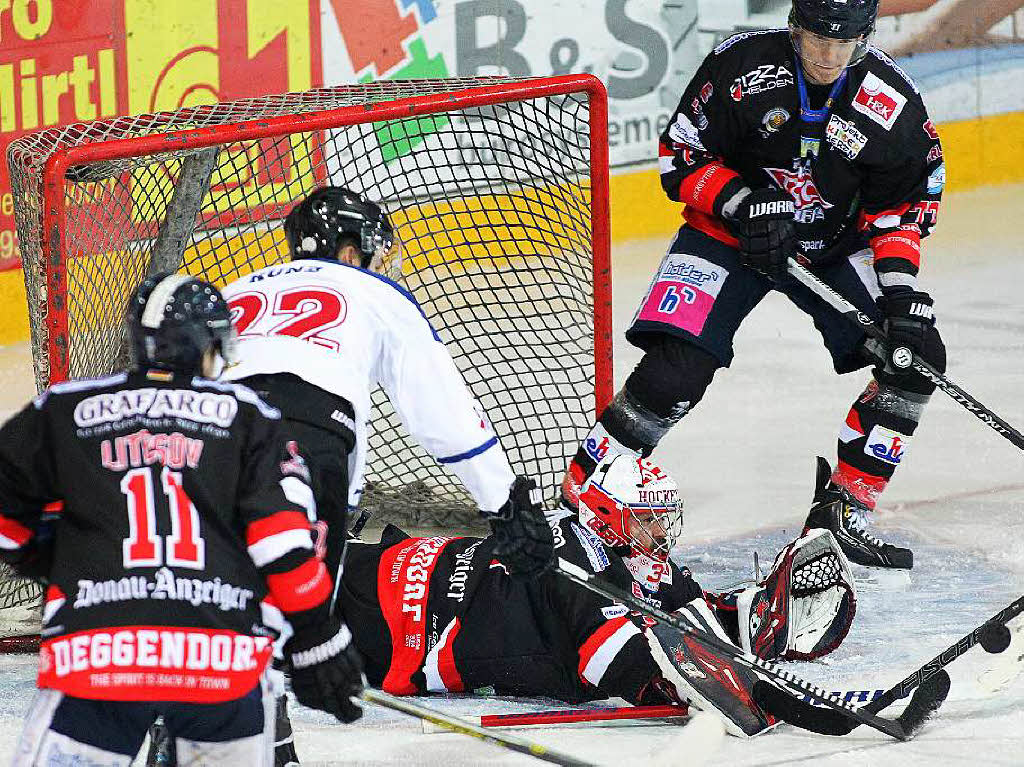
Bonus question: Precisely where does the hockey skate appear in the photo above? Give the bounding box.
[802,457,913,572]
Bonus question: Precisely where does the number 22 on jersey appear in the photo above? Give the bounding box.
[121,466,205,570]
[229,287,348,351]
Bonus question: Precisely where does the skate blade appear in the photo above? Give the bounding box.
[851,564,911,590]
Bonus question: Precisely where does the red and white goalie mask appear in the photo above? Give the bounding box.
[577,455,684,588]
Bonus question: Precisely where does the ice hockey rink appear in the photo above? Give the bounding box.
[0,183,1022,765]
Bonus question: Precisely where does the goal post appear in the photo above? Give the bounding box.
[7,73,612,535]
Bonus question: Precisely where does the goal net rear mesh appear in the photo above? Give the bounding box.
[3,76,611,637]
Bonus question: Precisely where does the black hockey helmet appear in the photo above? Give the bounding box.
[284,186,397,271]
[790,0,879,39]
[127,272,236,375]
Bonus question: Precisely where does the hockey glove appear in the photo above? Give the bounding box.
[485,476,554,581]
[287,617,365,723]
[876,290,935,376]
[723,187,796,282]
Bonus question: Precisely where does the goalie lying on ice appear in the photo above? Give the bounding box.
[337,454,856,737]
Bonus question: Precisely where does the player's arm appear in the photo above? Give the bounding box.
[659,48,795,280]
[859,108,943,296]
[658,53,747,217]
[238,410,363,723]
[378,297,553,578]
[858,102,945,371]
[0,396,62,583]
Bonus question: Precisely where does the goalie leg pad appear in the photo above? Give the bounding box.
[736,529,856,661]
[647,598,778,738]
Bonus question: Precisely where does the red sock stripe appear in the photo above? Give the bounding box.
[265,558,331,613]
[832,461,888,509]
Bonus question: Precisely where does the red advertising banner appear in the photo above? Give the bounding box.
[0,0,320,271]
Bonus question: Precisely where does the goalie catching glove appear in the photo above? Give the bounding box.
[733,528,856,661]
[484,476,555,580]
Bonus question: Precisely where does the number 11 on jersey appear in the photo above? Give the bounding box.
[120,466,205,569]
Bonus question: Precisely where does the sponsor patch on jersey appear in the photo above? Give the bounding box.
[700,81,713,102]
[601,604,629,620]
[923,119,940,140]
[926,144,943,163]
[928,164,946,194]
[74,388,239,429]
[852,72,907,130]
[571,522,611,573]
[764,163,834,223]
[825,115,868,160]
[864,425,909,465]
[667,113,705,150]
[730,64,794,101]
[634,254,728,336]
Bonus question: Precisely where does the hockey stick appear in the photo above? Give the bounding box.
[763,594,1024,735]
[555,558,948,741]
[362,689,596,767]
[420,704,690,731]
[810,591,1024,732]
[786,257,1024,452]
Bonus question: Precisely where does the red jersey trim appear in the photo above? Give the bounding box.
[578,616,640,687]
[678,162,740,214]
[265,558,331,613]
[37,626,272,703]
[682,208,739,248]
[377,536,458,695]
[0,513,33,549]
[246,510,311,545]
[870,230,921,268]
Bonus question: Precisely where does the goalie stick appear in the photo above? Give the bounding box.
[786,257,1024,452]
[555,558,949,741]
[772,592,1024,736]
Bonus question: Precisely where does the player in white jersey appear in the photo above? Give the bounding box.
[221,188,554,765]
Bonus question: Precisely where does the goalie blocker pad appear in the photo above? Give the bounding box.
[736,529,856,661]
[648,598,779,737]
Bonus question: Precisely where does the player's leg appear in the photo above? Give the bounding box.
[163,681,275,766]
[562,226,772,505]
[12,690,152,766]
[784,248,946,568]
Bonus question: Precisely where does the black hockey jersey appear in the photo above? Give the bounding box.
[660,29,943,292]
[341,509,704,704]
[0,370,329,702]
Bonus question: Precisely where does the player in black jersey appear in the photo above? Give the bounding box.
[2,274,362,766]
[338,454,856,737]
[562,0,946,570]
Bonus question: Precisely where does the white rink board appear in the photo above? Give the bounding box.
[0,184,1022,764]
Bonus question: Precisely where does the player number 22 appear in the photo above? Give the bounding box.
[229,287,348,351]
[121,466,205,569]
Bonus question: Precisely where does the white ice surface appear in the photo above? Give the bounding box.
[0,184,1022,765]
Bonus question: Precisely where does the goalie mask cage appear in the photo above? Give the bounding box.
[2,75,611,647]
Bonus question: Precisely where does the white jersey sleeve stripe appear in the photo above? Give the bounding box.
[247,529,314,568]
[436,436,498,464]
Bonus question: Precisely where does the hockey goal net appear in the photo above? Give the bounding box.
[3,75,611,646]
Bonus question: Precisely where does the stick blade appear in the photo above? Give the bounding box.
[752,682,857,736]
[896,669,950,736]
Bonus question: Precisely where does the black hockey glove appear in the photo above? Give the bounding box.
[485,476,554,581]
[287,617,365,723]
[723,187,796,282]
[876,290,935,376]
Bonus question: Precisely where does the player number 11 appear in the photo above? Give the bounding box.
[120,466,205,570]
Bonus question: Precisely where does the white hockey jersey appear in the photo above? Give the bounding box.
[221,260,514,513]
